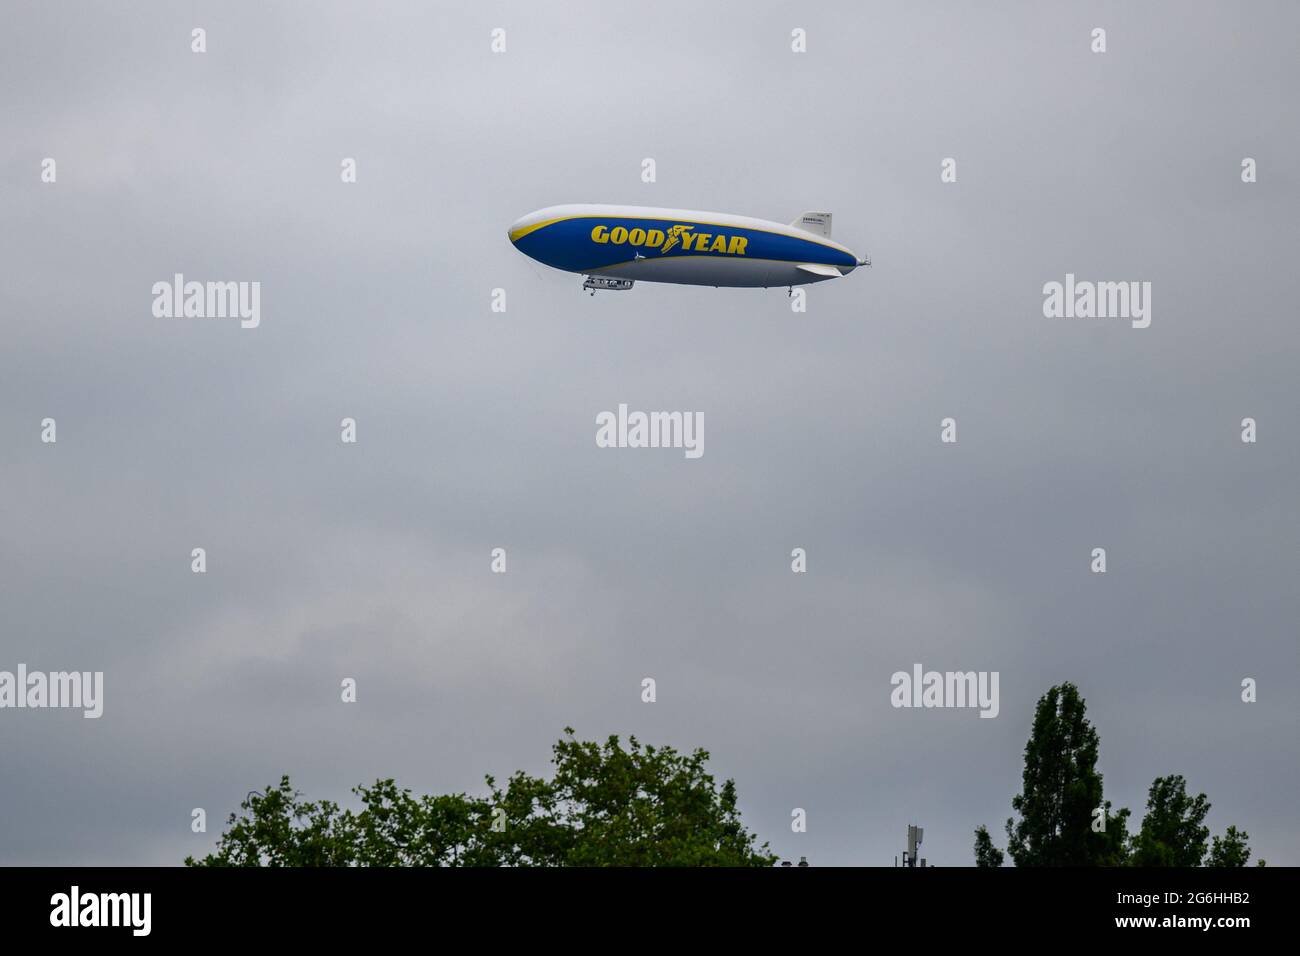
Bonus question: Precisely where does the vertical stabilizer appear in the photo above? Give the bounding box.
[791,211,832,237]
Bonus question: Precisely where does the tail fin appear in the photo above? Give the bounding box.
[791,211,832,238]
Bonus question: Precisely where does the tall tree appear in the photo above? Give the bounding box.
[187,729,775,867]
[1004,683,1130,866]
[1130,775,1212,867]
[973,825,1004,867]
[1207,825,1252,868]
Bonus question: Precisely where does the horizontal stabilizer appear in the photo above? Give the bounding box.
[791,211,832,237]
[795,262,842,278]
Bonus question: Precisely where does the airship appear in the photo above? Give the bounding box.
[508,204,870,294]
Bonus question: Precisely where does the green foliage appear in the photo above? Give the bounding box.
[1130,775,1211,866]
[1127,777,1253,868]
[1207,825,1251,868]
[182,777,492,867]
[980,683,1257,868]
[1003,683,1130,866]
[482,730,774,866]
[973,825,1003,867]
[186,729,776,867]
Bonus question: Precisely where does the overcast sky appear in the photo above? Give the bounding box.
[1,0,1297,867]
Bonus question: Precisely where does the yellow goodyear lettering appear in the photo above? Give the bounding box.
[591,222,749,256]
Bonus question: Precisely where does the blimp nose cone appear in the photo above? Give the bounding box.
[508,211,542,245]
[509,207,565,246]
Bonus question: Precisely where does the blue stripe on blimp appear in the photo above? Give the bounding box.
[511,216,856,274]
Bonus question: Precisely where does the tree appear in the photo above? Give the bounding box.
[1130,775,1211,867]
[973,825,1004,867]
[483,730,775,866]
[1003,683,1130,866]
[976,683,1261,869]
[187,729,776,867]
[183,777,493,867]
[1207,825,1251,868]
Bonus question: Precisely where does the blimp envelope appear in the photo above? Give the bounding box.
[509,204,869,291]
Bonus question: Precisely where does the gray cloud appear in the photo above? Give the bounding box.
[1,0,1296,866]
